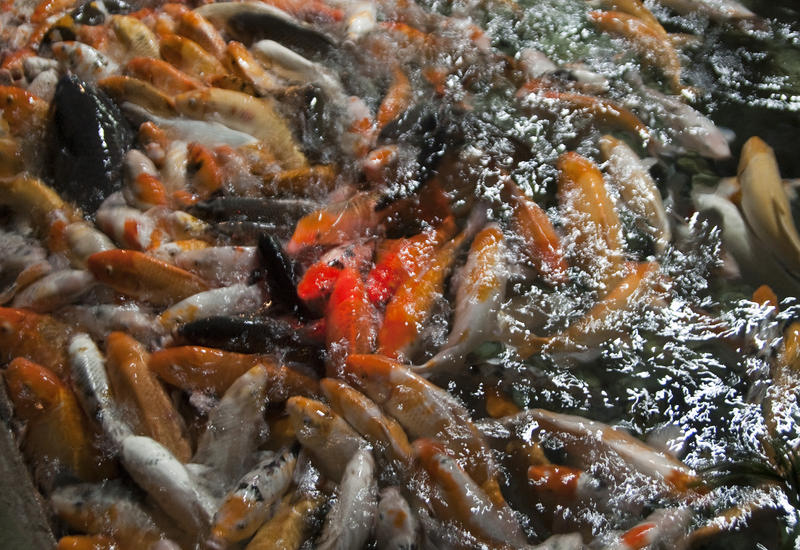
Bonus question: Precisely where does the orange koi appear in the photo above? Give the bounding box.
[325,267,377,377]
[0,307,73,376]
[149,346,317,398]
[288,192,379,255]
[588,11,685,93]
[125,56,203,95]
[377,227,465,361]
[514,262,666,356]
[105,332,192,462]
[31,0,76,23]
[56,535,118,550]
[377,67,412,130]
[557,151,627,295]
[159,33,226,83]
[367,216,456,306]
[321,377,413,467]
[503,181,568,285]
[148,346,259,395]
[0,86,48,136]
[176,10,227,60]
[186,142,223,198]
[87,249,210,306]
[4,357,114,481]
[297,262,342,310]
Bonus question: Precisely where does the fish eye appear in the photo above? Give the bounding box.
[0,321,12,335]
[104,265,113,276]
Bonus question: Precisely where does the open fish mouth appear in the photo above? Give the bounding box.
[1,0,800,548]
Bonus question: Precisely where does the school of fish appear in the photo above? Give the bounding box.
[0,0,798,548]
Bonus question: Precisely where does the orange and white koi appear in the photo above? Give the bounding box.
[414,223,508,375]
[51,481,176,549]
[11,269,95,312]
[503,408,699,496]
[343,354,505,507]
[518,82,654,148]
[321,378,413,468]
[599,134,671,254]
[376,487,419,550]
[515,262,667,355]
[105,332,192,463]
[174,87,307,170]
[210,448,297,544]
[51,41,120,84]
[223,41,282,96]
[88,249,210,306]
[286,395,368,482]
[245,495,323,550]
[95,195,162,250]
[316,450,378,550]
[588,10,685,93]
[605,508,692,550]
[413,439,526,548]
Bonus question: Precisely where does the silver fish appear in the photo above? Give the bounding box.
[193,364,271,493]
[68,333,132,446]
[121,435,217,533]
[316,449,378,550]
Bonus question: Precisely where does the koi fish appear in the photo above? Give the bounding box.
[343,354,506,508]
[4,357,113,482]
[0,307,73,376]
[413,439,526,548]
[321,378,413,468]
[87,249,210,306]
[210,448,297,544]
[316,449,378,550]
[105,332,191,463]
[414,223,508,375]
[557,151,627,296]
[599,135,671,254]
[286,396,368,482]
[325,267,377,376]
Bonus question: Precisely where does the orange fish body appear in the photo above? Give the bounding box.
[504,181,568,285]
[105,332,192,462]
[87,249,210,306]
[325,268,377,377]
[4,357,114,481]
[0,307,73,376]
[377,235,460,361]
